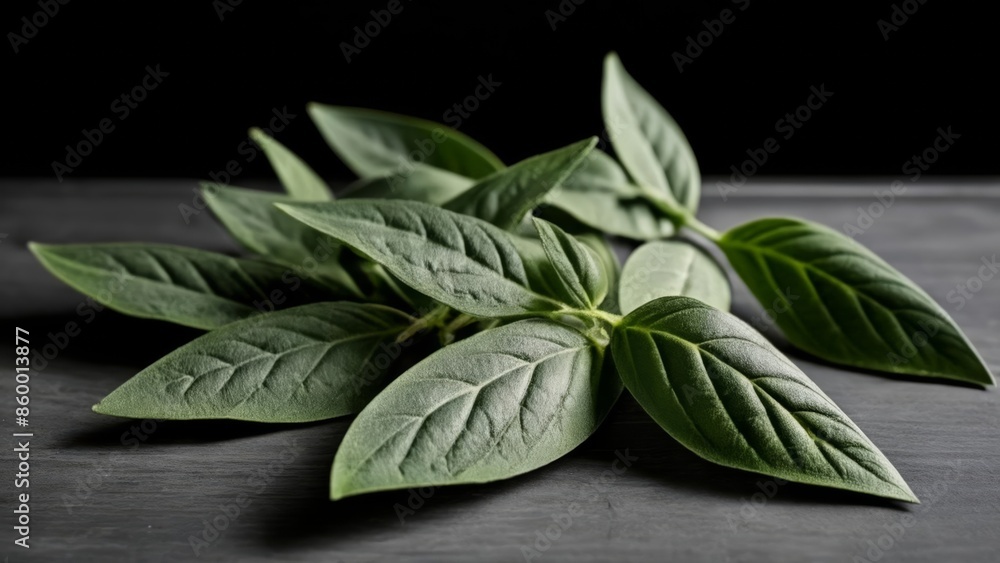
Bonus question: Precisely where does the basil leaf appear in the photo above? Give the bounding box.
[341,166,475,205]
[308,104,503,179]
[249,127,332,201]
[444,138,597,231]
[92,303,414,422]
[620,240,730,314]
[548,149,675,240]
[330,318,621,499]
[611,296,918,502]
[718,218,994,386]
[202,184,361,296]
[578,233,622,314]
[602,52,701,214]
[276,200,566,318]
[532,218,607,309]
[29,243,330,330]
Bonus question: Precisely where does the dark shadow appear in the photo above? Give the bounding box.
[12,311,203,371]
[243,392,911,551]
[779,344,987,390]
[56,417,332,449]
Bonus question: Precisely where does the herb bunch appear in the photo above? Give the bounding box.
[31,53,993,504]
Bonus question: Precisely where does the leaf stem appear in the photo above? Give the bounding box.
[397,304,450,343]
[438,313,478,345]
[684,216,722,242]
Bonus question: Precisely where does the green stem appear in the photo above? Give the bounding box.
[397,304,450,343]
[684,216,722,242]
[438,313,478,345]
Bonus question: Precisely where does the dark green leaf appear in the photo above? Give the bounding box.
[202,184,361,296]
[308,104,503,179]
[29,243,331,330]
[602,52,701,214]
[341,166,474,205]
[249,127,332,201]
[532,217,607,309]
[620,240,730,314]
[718,217,994,386]
[444,138,597,231]
[548,149,675,240]
[330,318,621,499]
[92,303,414,421]
[277,200,566,317]
[612,296,918,502]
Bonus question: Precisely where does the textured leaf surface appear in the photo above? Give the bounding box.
[620,240,730,314]
[612,296,918,502]
[602,52,701,214]
[202,184,360,295]
[29,243,331,330]
[330,318,621,498]
[342,166,475,205]
[308,104,503,179]
[250,128,332,201]
[548,149,675,240]
[444,138,596,231]
[532,218,607,309]
[277,200,566,317]
[92,303,414,422]
[719,218,993,385]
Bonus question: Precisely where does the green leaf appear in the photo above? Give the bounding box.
[29,243,331,330]
[718,218,994,386]
[578,233,622,314]
[602,52,701,214]
[330,318,621,499]
[92,303,415,422]
[341,166,475,205]
[276,200,567,318]
[532,217,607,309]
[611,296,918,502]
[202,184,361,296]
[249,127,332,201]
[620,240,730,314]
[444,138,597,231]
[308,104,503,179]
[548,149,675,240]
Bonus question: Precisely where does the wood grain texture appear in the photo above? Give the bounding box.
[1,179,998,562]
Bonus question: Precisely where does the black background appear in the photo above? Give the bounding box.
[3,1,997,182]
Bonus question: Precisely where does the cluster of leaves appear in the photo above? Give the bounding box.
[31,53,993,504]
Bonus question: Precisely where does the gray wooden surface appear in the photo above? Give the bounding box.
[1,179,998,563]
